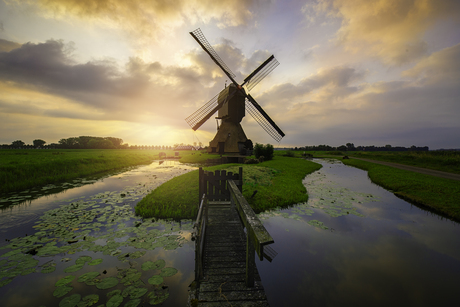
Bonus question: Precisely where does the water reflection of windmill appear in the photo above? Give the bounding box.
[186,28,285,155]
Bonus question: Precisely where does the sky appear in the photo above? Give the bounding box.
[0,0,459,149]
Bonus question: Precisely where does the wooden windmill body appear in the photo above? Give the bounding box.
[186,29,285,154]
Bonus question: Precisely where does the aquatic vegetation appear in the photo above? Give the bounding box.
[307,220,328,230]
[258,163,379,230]
[0,170,191,306]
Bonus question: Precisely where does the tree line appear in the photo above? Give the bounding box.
[1,136,173,150]
[293,143,429,152]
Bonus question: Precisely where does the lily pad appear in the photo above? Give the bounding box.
[75,256,92,265]
[307,220,328,230]
[56,275,76,287]
[148,287,169,305]
[160,267,177,277]
[148,275,163,285]
[124,299,141,307]
[53,285,73,298]
[106,294,123,307]
[59,293,81,307]
[96,277,119,289]
[141,259,165,271]
[122,286,148,299]
[64,264,84,273]
[77,294,99,307]
[120,271,141,286]
[77,271,100,283]
[88,258,103,266]
[40,262,57,274]
[107,289,122,298]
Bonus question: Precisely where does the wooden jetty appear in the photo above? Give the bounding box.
[189,168,275,306]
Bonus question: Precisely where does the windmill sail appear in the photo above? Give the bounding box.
[190,28,239,86]
[186,28,285,152]
[242,55,279,92]
[246,94,285,142]
[186,89,238,131]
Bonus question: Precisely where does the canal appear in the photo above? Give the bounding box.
[0,158,459,306]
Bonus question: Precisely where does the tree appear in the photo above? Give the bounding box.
[254,143,274,161]
[11,140,25,148]
[337,145,347,151]
[33,139,46,148]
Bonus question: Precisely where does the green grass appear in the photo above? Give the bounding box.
[0,149,224,194]
[0,149,166,194]
[135,156,322,219]
[342,158,460,221]
[348,151,460,174]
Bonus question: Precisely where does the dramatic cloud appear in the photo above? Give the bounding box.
[310,0,460,65]
[19,0,268,44]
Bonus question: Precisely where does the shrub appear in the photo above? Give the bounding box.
[254,143,274,161]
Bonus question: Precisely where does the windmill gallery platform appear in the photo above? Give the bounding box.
[188,168,275,306]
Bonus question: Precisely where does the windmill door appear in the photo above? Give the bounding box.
[218,142,225,155]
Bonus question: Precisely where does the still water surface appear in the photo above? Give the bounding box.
[257,159,460,307]
[0,159,459,306]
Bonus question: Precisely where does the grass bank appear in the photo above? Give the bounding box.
[342,158,460,221]
[0,149,222,194]
[348,151,460,174]
[135,156,322,219]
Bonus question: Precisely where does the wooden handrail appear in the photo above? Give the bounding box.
[192,194,207,281]
[228,180,274,260]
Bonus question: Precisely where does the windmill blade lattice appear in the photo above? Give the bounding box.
[190,28,238,86]
[242,55,280,92]
[185,92,220,131]
[246,95,285,142]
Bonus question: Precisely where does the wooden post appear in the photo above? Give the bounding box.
[238,167,243,192]
[246,232,255,287]
[199,168,203,205]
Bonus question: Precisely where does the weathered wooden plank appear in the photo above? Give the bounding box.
[205,261,246,269]
[196,301,269,307]
[205,267,247,275]
[199,281,265,292]
[198,289,267,301]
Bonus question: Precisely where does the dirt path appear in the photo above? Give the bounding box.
[351,157,460,181]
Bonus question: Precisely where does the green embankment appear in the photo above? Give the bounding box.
[348,151,460,174]
[135,156,322,219]
[341,158,460,221]
[0,149,221,194]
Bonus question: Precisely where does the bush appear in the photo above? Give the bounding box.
[254,143,274,161]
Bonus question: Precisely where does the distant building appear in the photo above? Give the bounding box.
[174,145,202,151]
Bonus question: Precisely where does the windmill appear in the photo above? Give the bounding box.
[186,28,285,155]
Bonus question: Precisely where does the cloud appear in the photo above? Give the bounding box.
[311,0,460,65]
[16,0,269,44]
[0,38,21,52]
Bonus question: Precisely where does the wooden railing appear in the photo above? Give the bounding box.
[228,179,274,287]
[192,194,208,281]
[194,167,274,288]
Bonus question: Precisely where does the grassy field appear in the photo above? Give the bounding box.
[0,149,220,194]
[341,158,460,221]
[274,150,460,174]
[135,156,322,219]
[348,151,460,174]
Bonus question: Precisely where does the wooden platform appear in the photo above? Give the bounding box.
[194,202,270,306]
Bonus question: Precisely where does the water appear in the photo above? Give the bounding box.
[1,159,459,306]
[256,159,460,307]
[0,161,198,307]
